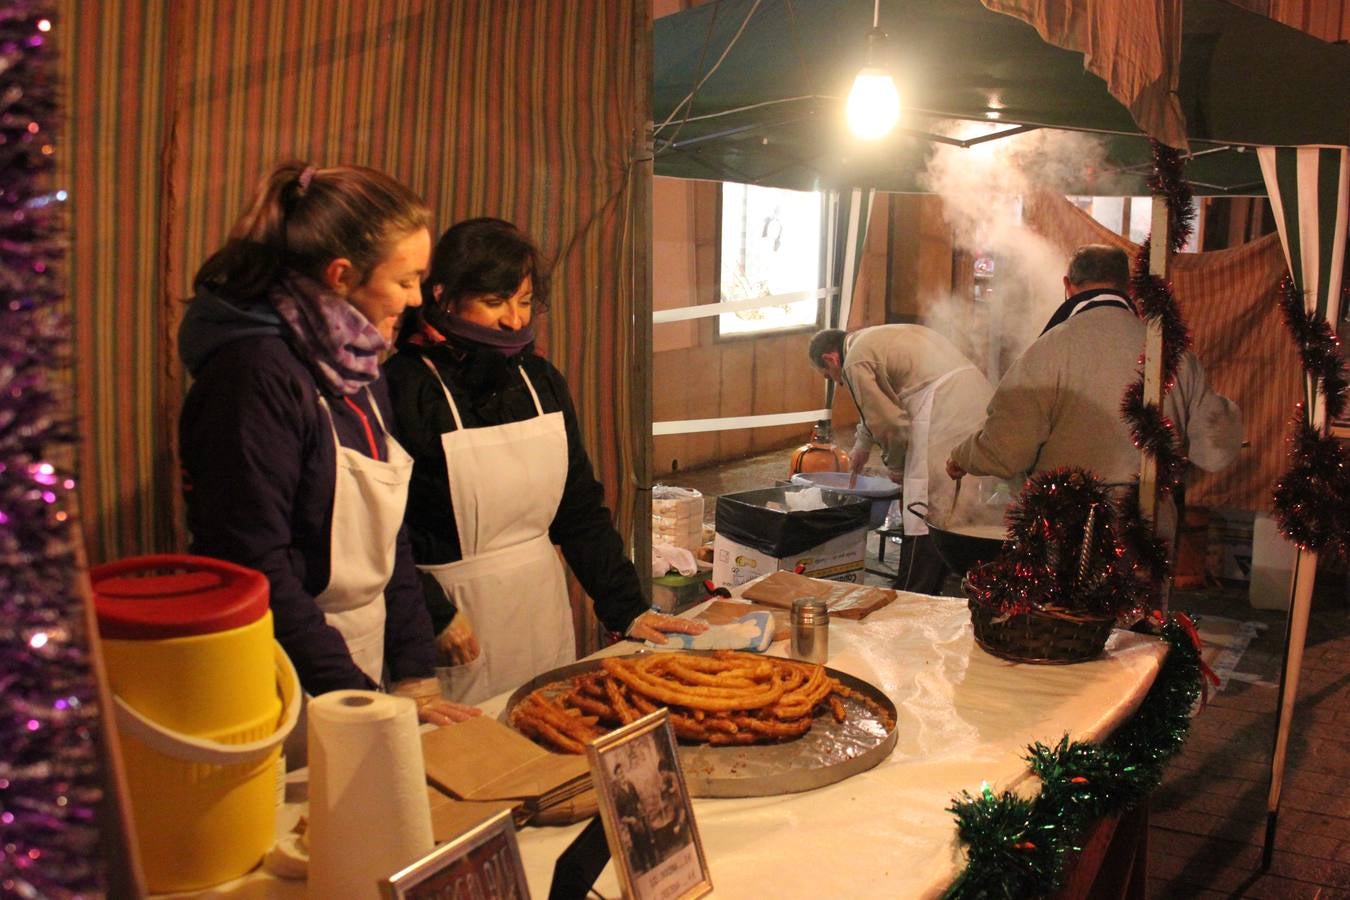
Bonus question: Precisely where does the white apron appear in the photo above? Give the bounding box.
[417,357,573,705]
[901,366,975,536]
[314,390,414,684]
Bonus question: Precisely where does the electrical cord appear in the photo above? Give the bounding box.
[654,0,763,139]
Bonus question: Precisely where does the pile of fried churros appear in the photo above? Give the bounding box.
[509,651,893,754]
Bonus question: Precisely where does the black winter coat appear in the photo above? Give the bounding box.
[180,310,436,696]
[383,337,649,635]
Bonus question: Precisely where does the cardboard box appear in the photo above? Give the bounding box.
[713,528,867,586]
[651,571,711,613]
[710,484,871,587]
[1248,512,1296,611]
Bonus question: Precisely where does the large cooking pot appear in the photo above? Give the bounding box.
[906,501,1006,576]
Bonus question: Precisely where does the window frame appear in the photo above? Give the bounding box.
[712,182,831,342]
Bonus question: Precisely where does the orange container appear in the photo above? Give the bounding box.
[788,420,850,476]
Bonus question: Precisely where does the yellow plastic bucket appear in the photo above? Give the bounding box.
[92,555,301,892]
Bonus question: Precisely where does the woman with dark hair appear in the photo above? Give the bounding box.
[178,161,477,726]
[384,218,702,704]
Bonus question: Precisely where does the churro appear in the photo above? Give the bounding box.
[507,650,885,754]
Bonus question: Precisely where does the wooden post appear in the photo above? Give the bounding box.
[1139,198,1169,524]
[631,0,654,604]
[72,496,148,898]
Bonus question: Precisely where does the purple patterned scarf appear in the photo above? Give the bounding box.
[269,269,388,395]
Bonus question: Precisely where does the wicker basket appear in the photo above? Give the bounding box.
[966,598,1116,665]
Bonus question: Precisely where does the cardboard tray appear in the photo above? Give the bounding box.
[739,571,896,620]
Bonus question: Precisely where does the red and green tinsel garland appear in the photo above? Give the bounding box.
[963,468,1152,622]
[944,612,1204,898]
[1272,275,1350,559]
[1121,141,1195,501]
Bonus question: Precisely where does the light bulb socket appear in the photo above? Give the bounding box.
[864,26,888,63]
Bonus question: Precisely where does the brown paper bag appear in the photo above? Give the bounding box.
[425,787,516,843]
[422,715,595,826]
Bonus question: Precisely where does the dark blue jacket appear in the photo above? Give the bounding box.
[179,292,436,695]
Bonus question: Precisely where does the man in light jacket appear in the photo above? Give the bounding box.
[947,244,1242,537]
[809,325,996,594]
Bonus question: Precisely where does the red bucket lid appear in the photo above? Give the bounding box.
[91,554,269,639]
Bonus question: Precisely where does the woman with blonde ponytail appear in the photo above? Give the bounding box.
[178,161,478,726]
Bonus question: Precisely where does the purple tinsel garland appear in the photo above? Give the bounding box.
[0,4,109,897]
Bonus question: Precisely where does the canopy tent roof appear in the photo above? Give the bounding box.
[653,0,1350,196]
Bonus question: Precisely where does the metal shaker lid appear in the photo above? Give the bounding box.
[791,596,829,623]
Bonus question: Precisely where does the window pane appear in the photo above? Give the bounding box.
[1127,196,1152,245]
[1067,194,1203,252]
[719,183,821,335]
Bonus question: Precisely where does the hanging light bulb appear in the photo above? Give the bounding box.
[846,0,900,140]
[846,66,900,139]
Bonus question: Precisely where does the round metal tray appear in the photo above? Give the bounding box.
[501,651,898,798]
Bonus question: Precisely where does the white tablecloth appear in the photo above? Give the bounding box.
[497,593,1165,899]
[166,590,1165,898]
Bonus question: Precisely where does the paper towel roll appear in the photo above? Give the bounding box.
[307,691,433,899]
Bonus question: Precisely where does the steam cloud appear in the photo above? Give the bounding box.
[916,123,1123,377]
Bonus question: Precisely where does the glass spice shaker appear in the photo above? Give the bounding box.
[790,597,829,664]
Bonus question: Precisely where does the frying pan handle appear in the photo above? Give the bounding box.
[905,501,932,526]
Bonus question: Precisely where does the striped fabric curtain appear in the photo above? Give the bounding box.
[61,2,176,560]
[60,0,648,646]
[1257,147,1348,356]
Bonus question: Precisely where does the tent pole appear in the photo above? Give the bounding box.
[1251,146,1348,870]
[837,188,864,332]
[822,191,840,412]
[1262,546,1318,869]
[1262,393,1326,869]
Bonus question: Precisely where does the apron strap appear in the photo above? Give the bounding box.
[518,366,545,416]
[421,355,465,430]
[362,386,391,433]
[420,353,547,422]
[315,393,342,445]
[317,390,391,455]
[924,364,976,396]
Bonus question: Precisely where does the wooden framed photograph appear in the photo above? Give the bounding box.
[379,808,530,900]
[586,708,712,900]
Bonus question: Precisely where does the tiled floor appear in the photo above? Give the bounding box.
[668,448,1350,898]
[1147,581,1350,899]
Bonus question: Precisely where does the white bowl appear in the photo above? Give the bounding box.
[789,471,901,528]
